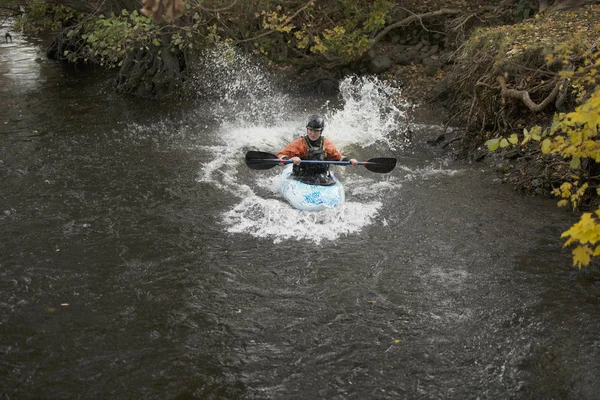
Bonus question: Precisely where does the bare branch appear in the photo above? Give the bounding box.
[497,75,561,112]
[371,8,461,45]
[397,7,446,36]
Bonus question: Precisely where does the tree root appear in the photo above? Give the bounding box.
[496,74,561,112]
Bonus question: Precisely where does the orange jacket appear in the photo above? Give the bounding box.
[277,136,344,161]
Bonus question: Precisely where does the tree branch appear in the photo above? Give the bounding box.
[497,75,561,112]
[371,8,461,45]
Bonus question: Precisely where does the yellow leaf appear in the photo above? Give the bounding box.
[541,138,553,154]
[572,245,592,268]
[570,157,581,169]
[485,138,500,151]
[561,213,600,245]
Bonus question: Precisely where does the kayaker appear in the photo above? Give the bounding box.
[277,115,358,184]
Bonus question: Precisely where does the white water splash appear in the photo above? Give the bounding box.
[397,164,461,182]
[188,47,411,243]
[326,76,412,150]
[189,44,293,126]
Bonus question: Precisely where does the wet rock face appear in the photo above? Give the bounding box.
[364,29,449,74]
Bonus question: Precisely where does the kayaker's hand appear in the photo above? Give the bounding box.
[291,156,301,165]
[349,158,358,166]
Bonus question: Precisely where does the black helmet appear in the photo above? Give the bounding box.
[306,114,325,131]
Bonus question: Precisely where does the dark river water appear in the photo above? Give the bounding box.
[1,29,600,400]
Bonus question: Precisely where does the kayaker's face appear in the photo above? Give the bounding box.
[307,128,322,141]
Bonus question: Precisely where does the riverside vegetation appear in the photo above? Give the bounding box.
[3,0,599,268]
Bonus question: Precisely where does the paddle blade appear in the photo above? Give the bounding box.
[364,157,397,173]
[245,151,281,170]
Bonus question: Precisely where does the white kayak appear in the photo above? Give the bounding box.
[280,165,345,211]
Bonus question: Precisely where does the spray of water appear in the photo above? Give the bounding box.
[326,76,413,150]
[121,45,459,243]
[188,46,416,243]
[120,45,459,242]
[188,44,293,126]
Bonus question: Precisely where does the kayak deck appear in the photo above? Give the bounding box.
[280,165,345,211]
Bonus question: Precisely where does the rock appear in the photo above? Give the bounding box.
[390,34,401,44]
[424,65,438,76]
[440,51,453,65]
[392,44,407,53]
[422,57,441,68]
[395,49,420,65]
[414,42,424,51]
[316,78,338,95]
[427,134,445,146]
[430,76,451,100]
[369,55,393,74]
[341,67,354,76]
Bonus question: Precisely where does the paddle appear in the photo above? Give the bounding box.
[245,151,397,173]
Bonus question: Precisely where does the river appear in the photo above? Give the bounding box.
[1,29,599,400]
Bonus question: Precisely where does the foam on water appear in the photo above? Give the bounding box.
[118,46,460,243]
[397,164,461,181]
[121,45,461,244]
[188,46,412,243]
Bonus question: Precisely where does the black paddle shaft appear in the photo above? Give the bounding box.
[245,151,396,173]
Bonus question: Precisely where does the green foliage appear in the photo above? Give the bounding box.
[15,0,77,33]
[79,10,160,67]
[15,0,214,68]
[257,0,393,63]
[307,0,393,62]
